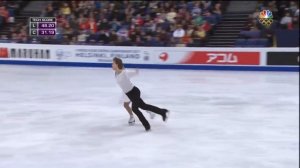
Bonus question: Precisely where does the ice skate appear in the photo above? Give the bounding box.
[145,125,151,132]
[161,109,169,122]
[128,115,135,125]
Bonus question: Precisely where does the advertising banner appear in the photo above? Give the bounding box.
[53,47,150,63]
[0,43,299,71]
[179,51,260,65]
[0,47,8,58]
[267,52,299,66]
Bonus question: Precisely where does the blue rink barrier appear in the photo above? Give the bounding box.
[0,60,299,72]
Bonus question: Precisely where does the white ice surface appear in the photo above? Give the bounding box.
[0,65,299,168]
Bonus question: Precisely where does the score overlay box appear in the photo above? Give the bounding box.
[29,17,56,36]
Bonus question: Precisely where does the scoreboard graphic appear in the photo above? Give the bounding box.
[29,17,56,36]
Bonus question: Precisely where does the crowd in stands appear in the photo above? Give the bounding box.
[0,0,19,26]
[0,1,225,47]
[1,1,297,47]
[237,0,299,47]
[0,0,28,44]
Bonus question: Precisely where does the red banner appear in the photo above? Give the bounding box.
[0,48,8,58]
[181,51,260,65]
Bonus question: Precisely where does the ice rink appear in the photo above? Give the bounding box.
[0,65,299,168]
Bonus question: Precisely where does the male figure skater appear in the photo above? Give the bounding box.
[121,69,155,125]
[112,57,169,131]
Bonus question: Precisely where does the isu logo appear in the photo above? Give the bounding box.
[159,52,168,61]
[207,53,238,63]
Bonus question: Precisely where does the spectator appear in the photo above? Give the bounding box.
[202,0,212,13]
[191,2,202,17]
[201,20,212,33]
[193,13,204,26]
[88,17,97,33]
[62,35,70,44]
[99,30,110,44]
[87,30,99,43]
[68,14,79,30]
[203,11,217,26]
[108,30,118,45]
[56,22,64,40]
[280,12,292,29]
[110,18,121,32]
[134,36,145,46]
[6,1,18,23]
[77,30,89,44]
[11,32,19,43]
[94,1,101,10]
[129,30,137,43]
[166,7,177,23]
[116,26,129,38]
[144,20,157,33]
[289,1,298,15]
[61,2,71,17]
[44,3,54,17]
[186,24,194,36]
[70,36,78,45]
[97,18,110,31]
[176,8,187,21]
[157,29,170,46]
[70,1,79,16]
[155,11,167,24]
[64,23,74,35]
[57,14,68,28]
[212,2,222,23]
[0,6,9,23]
[133,14,144,26]
[181,31,191,46]
[79,18,89,30]
[195,26,206,40]
[189,26,206,47]
[173,24,185,38]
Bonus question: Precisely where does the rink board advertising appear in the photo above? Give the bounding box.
[267,52,299,66]
[0,47,8,58]
[179,51,260,65]
[0,43,299,71]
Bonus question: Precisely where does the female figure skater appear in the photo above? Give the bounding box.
[112,57,169,131]
[121,69,155,125]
